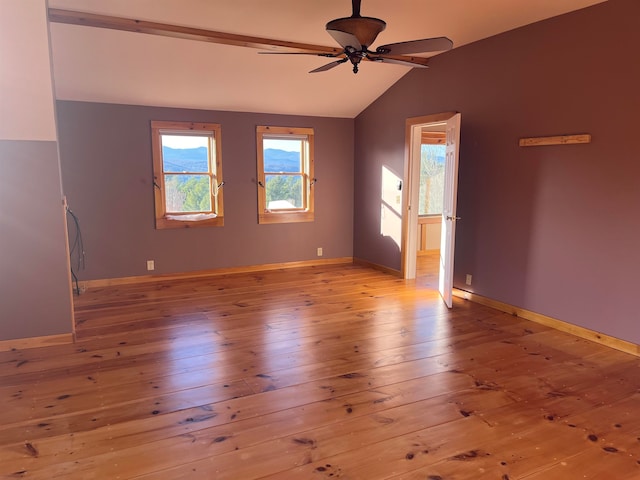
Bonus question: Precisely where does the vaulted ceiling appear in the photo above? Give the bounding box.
[48,0,606,118]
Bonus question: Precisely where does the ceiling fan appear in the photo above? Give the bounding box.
[48,1,452,74]
[264,0,453,74]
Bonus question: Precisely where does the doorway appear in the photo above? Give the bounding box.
[415,127,446,290]
[401,112,461,307]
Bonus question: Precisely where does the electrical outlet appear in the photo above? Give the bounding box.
[147,260,155,271]
[317,247,323,257]
[465,274,472,286]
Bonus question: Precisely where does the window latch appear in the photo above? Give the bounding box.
[153,180,161,190]
[310,178,318,186]
[258,181,265,188]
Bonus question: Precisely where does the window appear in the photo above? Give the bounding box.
[418,143,445,216]
[256,126,314,224]
[151,121,224,229]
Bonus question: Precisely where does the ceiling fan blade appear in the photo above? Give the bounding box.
[368,55,430,69]
[376,37,453,55]
[327,29,362,50]
[310,58,348,73]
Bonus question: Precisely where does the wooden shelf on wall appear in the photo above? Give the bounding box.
[519,134,591,147]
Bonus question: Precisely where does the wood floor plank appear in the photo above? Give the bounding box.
[1,257,638,479]
[0,373,466,472]
[0,310,511,424]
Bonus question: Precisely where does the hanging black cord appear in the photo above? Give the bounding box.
[66,206,85,295]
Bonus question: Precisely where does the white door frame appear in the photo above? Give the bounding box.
[401,112,459,288]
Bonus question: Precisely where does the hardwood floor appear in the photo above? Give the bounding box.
[1,259,639,479]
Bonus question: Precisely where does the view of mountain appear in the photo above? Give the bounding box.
[162,146,208,172]
[263,148,300,172]
[162,147,299,172]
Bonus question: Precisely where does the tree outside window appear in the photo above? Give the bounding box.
[419,144,445,216]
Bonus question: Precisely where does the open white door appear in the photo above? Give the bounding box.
[438,113,461,308]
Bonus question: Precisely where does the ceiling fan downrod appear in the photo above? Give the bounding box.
[352,0,361,17]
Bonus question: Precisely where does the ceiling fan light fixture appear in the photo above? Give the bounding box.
[325,16,386,48]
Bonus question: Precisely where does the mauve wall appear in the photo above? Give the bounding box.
[0,1,73,341]
[354,0,640,344]
[56,101,354,280]
[0,141,74,340]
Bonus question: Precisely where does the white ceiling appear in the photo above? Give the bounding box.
[48,0,606,118]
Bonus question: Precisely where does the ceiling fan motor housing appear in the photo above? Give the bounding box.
[326,16,386,48]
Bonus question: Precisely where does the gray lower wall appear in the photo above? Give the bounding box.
[0,140,73,340]
[56,101,354,280]
[354,0,640,344]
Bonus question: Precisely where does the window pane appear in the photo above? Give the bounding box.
[265,174,302,209]
[256,126,313,224]
[161,135,210,173]
[165,174,212,213]
[419,144,445,215]
[263,138,302,173]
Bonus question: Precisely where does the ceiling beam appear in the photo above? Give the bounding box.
[48,8,342,55]
[47,9,430,68]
